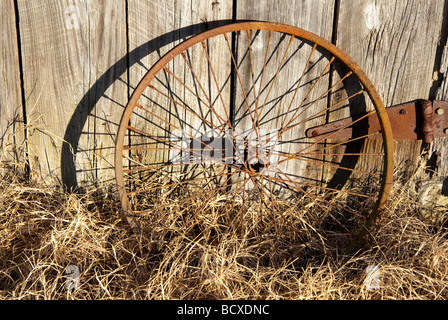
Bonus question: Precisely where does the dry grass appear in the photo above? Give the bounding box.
[0,168,448,300]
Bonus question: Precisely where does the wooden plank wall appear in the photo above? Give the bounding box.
[126,0,232,181]
[16,0,128,188]
[432,14,448,180]
[336,0,445,182]
[235,0,336,193]
[0,0,24,174]
[1,0,448,195]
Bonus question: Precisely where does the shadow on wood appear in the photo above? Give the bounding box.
[61,20,235,191]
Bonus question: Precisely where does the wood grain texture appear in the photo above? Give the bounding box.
[17,0,127,186]
[235,0,336,194]
[335,0,446,182]
[2,0,447,193]
[128,0,233,91]
[0,0,24,173]
[125,0,233,183]
[431,37,448,179]
[236,0,335,39]
[420,40,448,224]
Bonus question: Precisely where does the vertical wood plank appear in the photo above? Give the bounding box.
[419,36,448,226]
[236,0,335,38]
[17,0,127,186]
[335,0,445,183]
[128,0,233,95]
[235,0,335,196]
[0,0,24,174]
[10,0,448,192]
[432,40,448,178]
[82,1,128,187]
[125,0,233,187]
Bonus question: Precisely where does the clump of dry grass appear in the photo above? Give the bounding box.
[0,169,447,300]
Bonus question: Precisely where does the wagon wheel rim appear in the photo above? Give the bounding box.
[115,21,394,250]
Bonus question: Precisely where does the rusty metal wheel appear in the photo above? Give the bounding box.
[115,22,394,251]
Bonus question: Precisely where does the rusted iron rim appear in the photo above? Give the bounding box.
[114,21,395,250]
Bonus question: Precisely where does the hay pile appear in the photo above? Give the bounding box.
[0,170,447,300]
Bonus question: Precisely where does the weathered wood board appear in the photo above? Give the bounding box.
[235,0,336,196]
[125,0,233,190]
[0,0,447,195]
[332,0,446,187]
[0,0,24,173]
[17,0,128,187]
[432,41,448,178]
[420,30,448,226]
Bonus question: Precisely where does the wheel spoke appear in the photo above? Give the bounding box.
[273,168,365,218]
[255,30,273,109]
[278,43,318,130]
[223,33,257,129]
[258,35,295,124]
[246,30,259,109]
[192,46,232,129]
[262,87,364,153]
[126,169,231,196]
[279,56,335,132]
[115,23,394,247]
[197,42,251,152]
[161,64,229,131]
[275,149,381,178]
[281,70,352,132]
